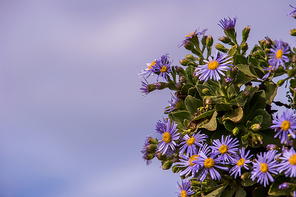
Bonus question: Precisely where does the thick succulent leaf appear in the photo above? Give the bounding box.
[268,179,291,196]
[185,95,203,115]
[171,110,193,123]
[222,107,243,123]
[200,111,218,131]
[235,186,246,197]
[236,64,257,78]
[249,109,271,130]
[205,185,227,197]
[264,81,277,105]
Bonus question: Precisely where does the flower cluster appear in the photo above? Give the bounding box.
[139,7,296,197]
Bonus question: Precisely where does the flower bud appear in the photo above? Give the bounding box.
[215,43,228,53]
[148,137,158,144]
[171,165,180,173]
[201,35,207,46]
[266,144,277,150]
[291,28,296,36]
[231,66,238,76]
[277,79,285,87]
[162,160,173,170]
[241,172,250,180]
[292,55,296,63]
[243,90,250,97]
[251,124,261,132]
[179,59,189,66]
[184,41,194,50]
[146,144,157,153]
[179,76,186,83]
[206,35,213,47]
[241,42,248,54]
[175,82,182,90]
[224,76,233,84]
[202,88,211,95]
[259,39,266,48]
[242,26,250,42]
[218,36,231,44]
[204,98,213,105]
[145,153,155,160]
[156,153,167,160]
[232,127,240,136]
[190,180,200,187]
[265,36,272,47]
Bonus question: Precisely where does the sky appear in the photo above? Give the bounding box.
[0,0,295,197]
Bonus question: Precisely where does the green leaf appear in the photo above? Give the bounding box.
[234,71,252,87]
[249,109,271,130]
[236,64,257,78]
[185,95,203,115]
[211,130,231,141]
[200,111,218,131]
[181,84,194,95]
[215,104,233,111]
[228,45,238,56]
[268,179,291,196]
[205,185,227,197]
[251,115,263,125]
[260,129,281,146]
[241,177,256,187]
[235,186,246,197]
[196,84,215,97]
[233,54,248,65]
[253,186,268,197]
[223,120,237,131]
[192,110,215,121]
[221,186,236,197]
[244,90,266,122]
[186,66,196,84]
[223,107,243,123]
[264,81,278,105]
[188,87,201,99]
[171,110,193,123]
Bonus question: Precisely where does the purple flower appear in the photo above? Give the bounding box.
[270,109,296,144]
[262,65,274,80]
[193,149,228,182]
[178,28,208,47]
[154,53,172,82]
[140,78,149,96]
[176,179,194,197]
[155,118,168,134]
[278,182,290,189]
[176,144,211,177]
[229,147,253,178]
[211,135,239,164]
[278,147,296,177]
[251,150,279,187]
[218,17,237,31]
[164,93,179,113]
[179,131,208,156]
[288,5,296,18]
[268,40,290,70]
[195,51,232,82]
[157,119,179,156]
[138,60,157,78]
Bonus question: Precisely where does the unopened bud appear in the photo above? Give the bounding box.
[241,172,250,180]
[190,180,200,187]
[265,36,272,46]
[184,41,194,50]
[251,124,261,132]
[231,66,238,76]
[291,29,296,36]
[172,165,180,173]
[147,84,156,92]
[266,144,277,150]
[219,36,231,44]
[179,76,186,83]
[232,127,240,136]
[292,55,296,63]
[179,59,189,66]
[154,82,167,90]
[215,43,228,53]
[241,43,248,54]
[224,76,233,84]
[146,144,157,153]
[243,90,250,97]
[162,160,173,170]
[206,35,213,47]
[148,137,158,144]
[202,88,211,95]
[259,39,266,48]
[242,26,250,42]
[204,98,213,105]
[201,35,207,46]
[156,153,167,160]
[145,153,155,160]
[175,82,182,90]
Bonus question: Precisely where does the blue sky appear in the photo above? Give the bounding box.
[0,0,295,196]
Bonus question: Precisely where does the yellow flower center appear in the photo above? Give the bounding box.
[237,158,245,167]
[218,145,228,154]
[162,132,171,143]
[207,60,219,70]
[289,154,296,165]
[160,65,167,73]
[260,163,268,173]
[181,190,187,197]
[281,120,291,131]
[148,61,156,70]
[186,137,196,146]
[186,32,194,38]
[276,49,283,59]
[189,154,199,166]
[204,157,214,168]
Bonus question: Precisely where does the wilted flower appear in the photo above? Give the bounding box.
[218,17,237,31]
[268,40,290,70]
[195,51,232,82]
[270,109,296,144]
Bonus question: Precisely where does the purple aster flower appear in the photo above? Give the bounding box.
[178,28,208,47]
[288,5,296,18]
[176,179,194,197]
[195,51,233,82]
[218,17,237,31]
[229,147,253,178]
[138,60,157,78]
[141,135,154,165]
[157,119,179,156]
[266,144,277,150]
[251,150,279,187]
[270,109,296,144]
[140,78,150,96]
[278,182,290,189]
[278,147,296,177]
[176,144,211,177]
[211,135,239,164]
[164,93,179,113]
[268,40,290,70]
[179,131,208,156]
[294,191,296,197]
[155,118,168,134]
[154,53,172,82]
[193,149,228,183]
[262,65,275,80]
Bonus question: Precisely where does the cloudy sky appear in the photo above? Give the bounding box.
[0,0,295,197]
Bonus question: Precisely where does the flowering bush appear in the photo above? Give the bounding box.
[139,5,296,197]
